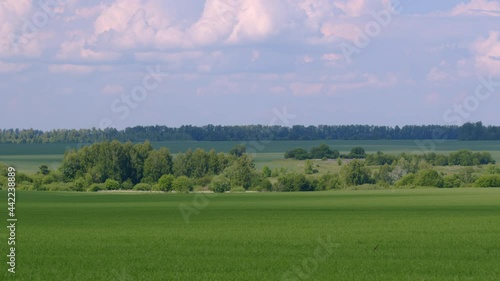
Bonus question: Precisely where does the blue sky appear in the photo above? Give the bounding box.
[1,0,499,130]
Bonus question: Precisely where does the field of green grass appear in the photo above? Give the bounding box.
[2,189,500,280]
[2,140,500,174]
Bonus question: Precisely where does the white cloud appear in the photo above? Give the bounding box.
[101,84,125,95]
[451,0,500,16]
[48,64,96,74]
[471,31,500,75]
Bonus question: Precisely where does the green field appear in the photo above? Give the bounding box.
[2,189,500,280]
[2,140,500,174]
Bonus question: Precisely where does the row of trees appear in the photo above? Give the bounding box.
[285,144,366,160]
[365,150,495,166]
[2,122,500,143]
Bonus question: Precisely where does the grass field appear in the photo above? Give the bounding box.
[2,140,500,174]
[2,189,500,280]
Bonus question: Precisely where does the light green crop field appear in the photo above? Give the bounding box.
[2,140,500,174]
[1,189,500,281]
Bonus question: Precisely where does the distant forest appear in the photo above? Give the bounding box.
[1,122,499,144]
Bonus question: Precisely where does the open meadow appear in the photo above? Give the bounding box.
[2,140,500,174]
[1,189,500,281]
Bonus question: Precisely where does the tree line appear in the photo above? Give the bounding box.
[1,141,499,192]
[2,122,500,143]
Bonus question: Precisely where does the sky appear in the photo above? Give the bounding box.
[1,0,499,130]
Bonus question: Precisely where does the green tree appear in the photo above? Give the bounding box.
[223,154,256,190]
[348,147,366,159]
[143,147,173,183]
[104,179,120,190]
[157,174,175,192]
[413,169,444,188]
[229,144,246,157]
[340,160,372,186]
[262,166,272,177]
[172,176,193,193]
[38,164,50,175]
[210,175,231,193]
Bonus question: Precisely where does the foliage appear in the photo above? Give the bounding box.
[474,174,500,187]
[274,173,312,192]
[223,154,256,190]
[304,160,314,174]
[104,179,120,190]
[262,166,272,177]
[172,176,193,193]
[142,147,173,183]
[229,144,246,157]
[210,175,231,193]
[38,164,50,175]
[316,173,343,190]
[348,147,367,159]
[413,169,445,188]
[230,186,246,193]
[133,183,152,191]
[340,160,373,186]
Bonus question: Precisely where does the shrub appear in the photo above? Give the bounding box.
[317,173,342,190]
[275,173,312,192]
[105,179,120,190]
[395,173,416,187]
[414,169,444,188]
[262,166,272,177]
[74,177,86,192]
[443,175,462,188]
[172,176,193,193]
[474,174,500,187]
[121,179,134,190]
[340,160,372,186]
[158,174,175,192]
[210,175,231,193]
[230,186,246,193]
[348,147,366,159]
[133,183,152,191]
[88,184,104,192]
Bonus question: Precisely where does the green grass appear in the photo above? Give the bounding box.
[2,189,500,280]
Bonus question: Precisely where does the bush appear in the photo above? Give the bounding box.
[158,174,175,191]
[340,160,372,186]
[443,175,462,188]
[316,173,342,190]
[210,175,231,193]
[275,173,312,192]
[133,183,152,191]
[262,166,272,177]
[121,179,134,190]
[348,147,366,159]
[105,179,120,190]
[88,183,104,192]
[230,186,246,193]
[172,176,193,193]
[395,173,416,187]
[474,174,500,187]
[74,177,86,192]
[414,169,444,188]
